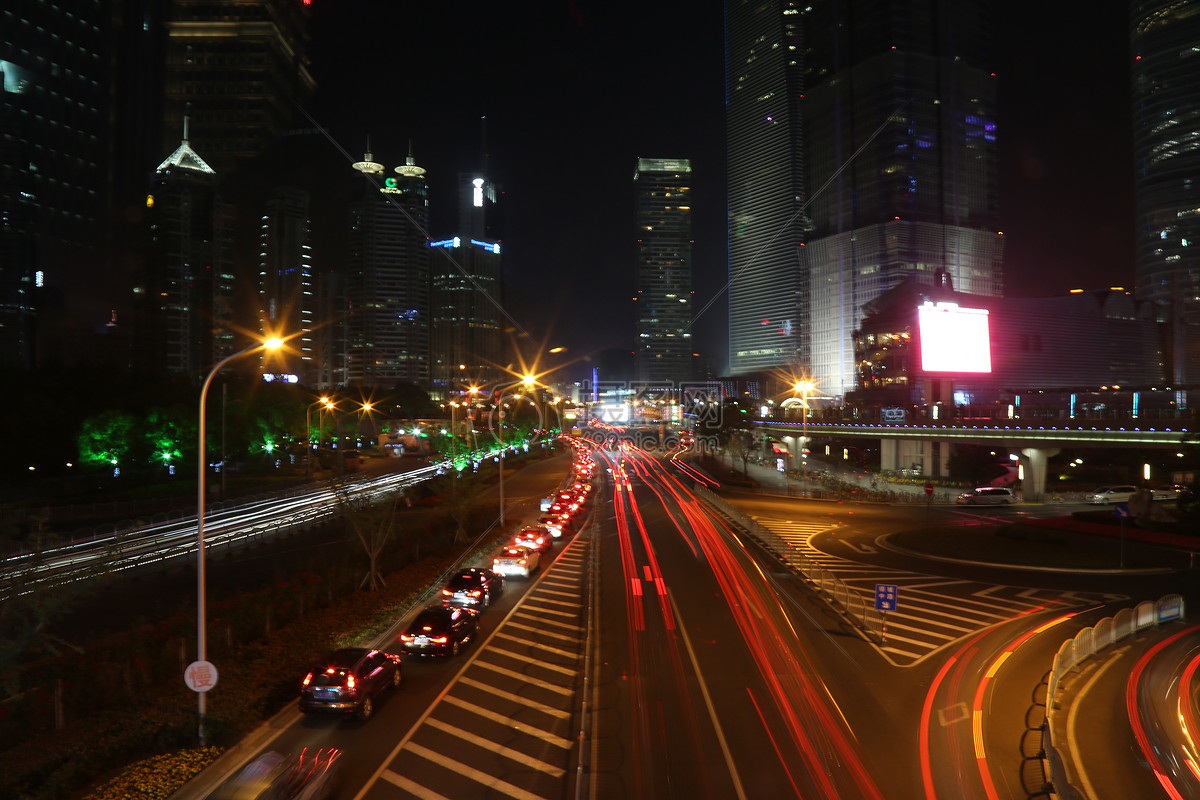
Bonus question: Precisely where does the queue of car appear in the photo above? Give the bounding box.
[293,437,596,733]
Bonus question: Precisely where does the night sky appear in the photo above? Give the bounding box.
[303,0,1134,382]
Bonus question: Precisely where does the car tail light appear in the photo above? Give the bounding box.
[442,589,453,596]
[469,589,482,597]
[431,636,448,644]
[302,672,313,686]
[400,633,413,642]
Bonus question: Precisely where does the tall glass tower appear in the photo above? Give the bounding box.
[346,150,432,389]
[1131,0,1200,383]
[725,0,808,378]
[725,0,1003,398]
[634,158,694,386]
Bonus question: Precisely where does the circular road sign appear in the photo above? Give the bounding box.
[184,660,219,693]
[924,482,934,495]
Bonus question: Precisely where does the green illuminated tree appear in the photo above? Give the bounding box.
[77,410,137,467]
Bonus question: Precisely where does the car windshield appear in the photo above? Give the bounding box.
[446,574,480,590]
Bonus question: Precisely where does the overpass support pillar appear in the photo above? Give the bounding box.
[1018,448,1060,503]
[882,438,951,477]
[881,438,898,471]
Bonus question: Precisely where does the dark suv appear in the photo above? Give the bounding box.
[441,567,504,609]
[400,605,478,657]
[299,648,402,720]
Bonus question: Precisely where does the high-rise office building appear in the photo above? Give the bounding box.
[1130,1,1200,384]
[258,186,314,379]
[1,0,109,369]
[725,1,1003,399]
[725,1,808,379]
[430,172,504,397]
[633,158,694,385]
[134,128,235,379]
[163,0,316,176]
[346,150,432,389]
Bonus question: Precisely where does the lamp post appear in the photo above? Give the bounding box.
[306,396,332,477]
[497,374,536,528]
[193,336,282,744]
[794,380,815,497]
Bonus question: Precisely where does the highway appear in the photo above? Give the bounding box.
[166,441,1199,800]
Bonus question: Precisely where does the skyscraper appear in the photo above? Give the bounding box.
[1130,1,1200,383]
[725,1,1003,398]
[258,186,314,379]
[346,149,432,389]
[725,1,808,379]
[135,128,235,379]
[1,0,109,369]
[633,158,694,385]
[163,0,316,176]
[430,172,504,397]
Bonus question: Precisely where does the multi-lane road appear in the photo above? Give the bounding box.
[170,442,1198,800]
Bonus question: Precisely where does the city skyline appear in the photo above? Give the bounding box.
[300,1,1135,383]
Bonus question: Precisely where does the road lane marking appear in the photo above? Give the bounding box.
[442,695,573,748]
[486,646,577,676]
[390,744,551,800]
[471,661,574,695]
[457,676,572,719]
[425,716,566,777]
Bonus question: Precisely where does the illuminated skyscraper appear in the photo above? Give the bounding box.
[726,1,1003,398]
[346,149,432,389]
[1130,1,1200,383]
[430,172,504,397]
[258,187,314,379]
[633,158,694,385]
[135,128,235,380]
[163,0,316,176]
[1,0,108,369]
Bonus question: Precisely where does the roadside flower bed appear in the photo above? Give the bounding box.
[83,746,222,800]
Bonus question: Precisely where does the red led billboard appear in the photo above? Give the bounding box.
[917,302,992,373]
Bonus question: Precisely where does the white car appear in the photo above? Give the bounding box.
[956,487,1017,505]
[1086,485,1138,504]
[492,546,539,578]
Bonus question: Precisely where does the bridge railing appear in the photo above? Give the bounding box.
[1042,594,1185,799]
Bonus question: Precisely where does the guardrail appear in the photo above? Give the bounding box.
[1043,594,1186,800]
[693,484,873,632]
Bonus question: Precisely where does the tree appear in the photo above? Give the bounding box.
[77,410,138,468]
[332,479,400,591]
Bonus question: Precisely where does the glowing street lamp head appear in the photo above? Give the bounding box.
[263,337,284,350]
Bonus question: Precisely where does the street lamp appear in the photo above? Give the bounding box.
[497,374,536,528]
[794,380,815,497]
[192,336,283,744]
[306,396,333,477]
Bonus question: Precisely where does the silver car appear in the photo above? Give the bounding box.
[1086,485,1138,504]
[956,487,1017,505]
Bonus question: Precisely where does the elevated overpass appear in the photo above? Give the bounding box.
[753,418,1192,502]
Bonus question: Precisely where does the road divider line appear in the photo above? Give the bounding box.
[425,716,566,777]
[458,676,572,719]
[442,695,573,748]
[400,743,552,800]
[471,660,574,695]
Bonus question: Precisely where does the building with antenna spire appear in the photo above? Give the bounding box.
[345,144,432,389]
[134,119,236,380]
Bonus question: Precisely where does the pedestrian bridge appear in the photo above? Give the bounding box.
[752,419,1192,502]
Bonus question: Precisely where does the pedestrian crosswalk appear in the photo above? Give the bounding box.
[753,517,1126,667]
[369,538,590,799]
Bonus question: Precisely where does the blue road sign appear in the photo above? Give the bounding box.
[875,583,898,612]
[1113,503,1131,519]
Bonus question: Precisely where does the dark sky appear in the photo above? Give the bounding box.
[304,1,1133,382]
